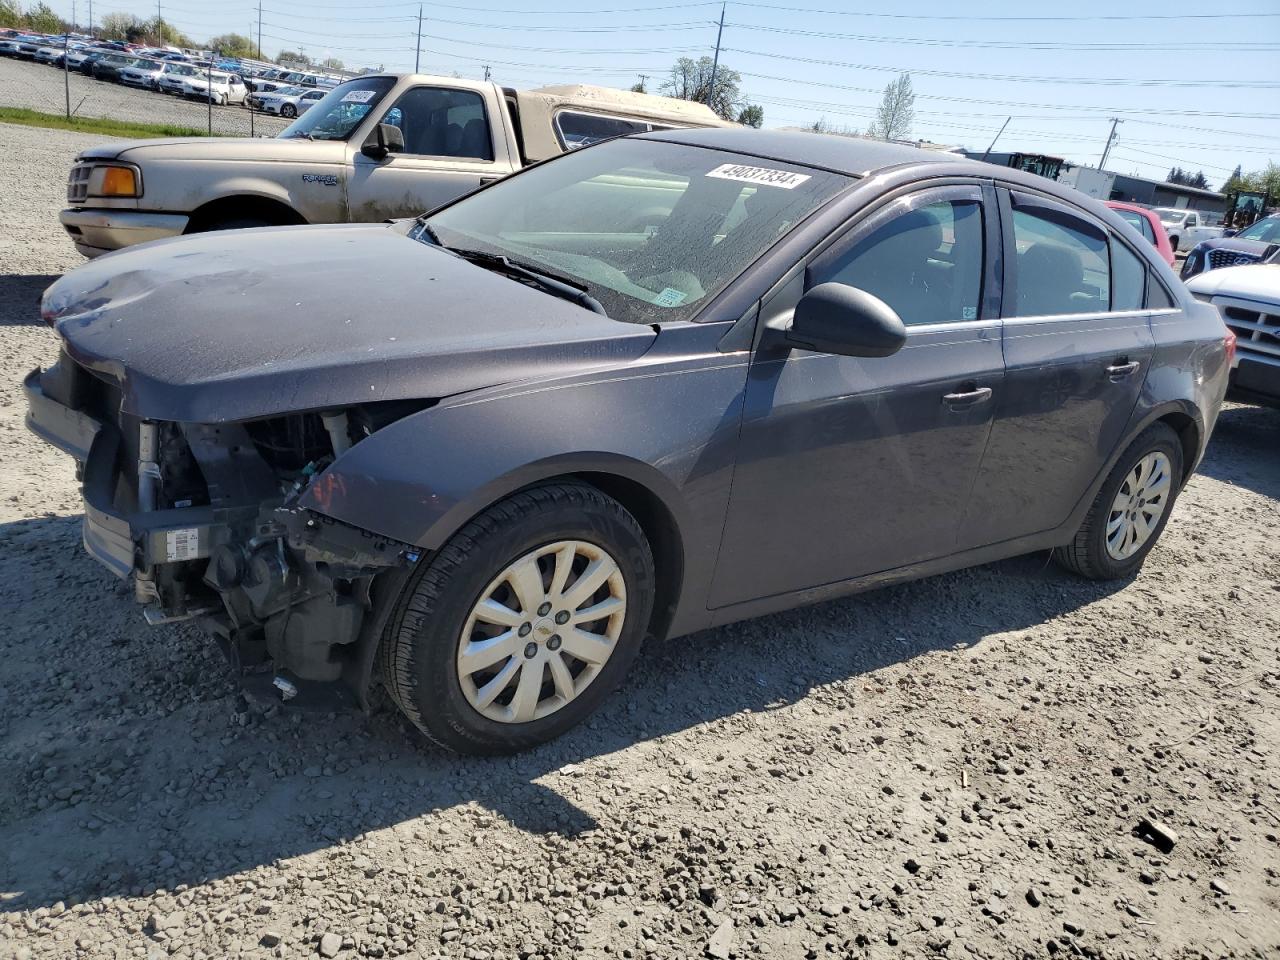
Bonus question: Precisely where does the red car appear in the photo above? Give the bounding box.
[1105,201,1177,267]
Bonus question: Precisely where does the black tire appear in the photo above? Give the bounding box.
[1054,422,1184,580]
[381,482,655,754]
[281,103,297,119]
[1169,236,1180,253]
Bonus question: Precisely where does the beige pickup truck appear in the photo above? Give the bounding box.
[59,73,727,257]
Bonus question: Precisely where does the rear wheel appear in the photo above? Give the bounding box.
[1054,422,1184,580]
[281,103,297,119]
[381,483,655,754]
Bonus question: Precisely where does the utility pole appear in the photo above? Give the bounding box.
[88,0,92,36]
[257,1,263,60]
[414,4,423,74]
[483,64,490,81]
[706,3,725,112]
[636,73,647,92]
[980,116,1011,162]
[63,19,71,120]
[1099,117,1123,170]
[156,0,163,45]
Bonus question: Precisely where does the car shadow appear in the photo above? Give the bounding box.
[0,514,1131,913]
[1196,401,1280,500]
[0,275,58,326]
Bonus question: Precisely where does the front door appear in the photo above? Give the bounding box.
[959,188,1156,548]
[347,84,511,222]
[710,184,1004,608]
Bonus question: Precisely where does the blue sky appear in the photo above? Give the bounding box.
[56,0,1280,189]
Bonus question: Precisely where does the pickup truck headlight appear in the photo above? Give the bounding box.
[89,164,141,198]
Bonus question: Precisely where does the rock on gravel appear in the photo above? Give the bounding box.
[1,120,1279,960]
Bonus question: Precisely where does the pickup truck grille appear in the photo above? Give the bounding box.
[1217,297,1280,369]
[66,163,91,204]
[1208,249,1259,271]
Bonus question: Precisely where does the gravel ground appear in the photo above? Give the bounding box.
[1,122,1279,960]
[0,56,289,137]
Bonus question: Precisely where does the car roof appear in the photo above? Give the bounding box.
[641,126,974,177]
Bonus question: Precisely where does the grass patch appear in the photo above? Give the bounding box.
[0,106,213,139]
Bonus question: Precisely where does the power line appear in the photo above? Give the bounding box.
[725,47,1280,89]
[732,1,1280,21]
[724,22,1280,52]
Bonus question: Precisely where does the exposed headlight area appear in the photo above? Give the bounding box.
[69,163,142,200]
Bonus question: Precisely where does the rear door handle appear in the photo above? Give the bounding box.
[479,176,499,185]
[1106,360,1141,380]
[942,386,993,409]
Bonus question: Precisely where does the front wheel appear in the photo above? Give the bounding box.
[281,103,297,119]
[1054,422,1184,580]
[381,483,655,754]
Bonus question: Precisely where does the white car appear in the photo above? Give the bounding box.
[34,44,67,65]
[64,46,93,69]
[255,86,326,118]
[119,58,167,90]
[182,71,249,105]
[157,63,200,94]
[1186,248,1280,407]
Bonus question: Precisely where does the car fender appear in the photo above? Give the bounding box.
[299,334,751,636]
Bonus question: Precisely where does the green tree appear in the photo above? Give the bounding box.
[659,56,761,123]
[0,0,21,29]
[278,49,312,66]
[208,33,255,58]
[98,11,143,40]
[630,78,647,94]
[320,55,343,70]
[736,103,764,128]
[24,1,63,32]
[866,73,914,141]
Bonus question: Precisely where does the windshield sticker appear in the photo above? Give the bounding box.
[707,163,811,189]
[341,89,375,103]
[653,287,688,308]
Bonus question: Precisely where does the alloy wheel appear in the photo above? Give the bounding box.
[456,540,627,724]
[1105,451,1172,560]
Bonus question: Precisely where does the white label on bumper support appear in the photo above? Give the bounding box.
[164,528,201,562]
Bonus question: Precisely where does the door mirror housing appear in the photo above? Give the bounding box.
[362,123,405,161]
[1222,228,1238,238]
[786,282,908,358]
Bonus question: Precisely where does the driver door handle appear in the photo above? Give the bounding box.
[942,386,993,409]
[1106,359,1141,380]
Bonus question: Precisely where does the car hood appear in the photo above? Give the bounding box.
[75,135,347,164]
[1185,263,1280,302]
[42,223,659,423]
[1194,235,1277,256]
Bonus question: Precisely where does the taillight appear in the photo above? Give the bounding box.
[1224,327,1237,367]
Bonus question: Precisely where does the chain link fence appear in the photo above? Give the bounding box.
[1,55,290,138]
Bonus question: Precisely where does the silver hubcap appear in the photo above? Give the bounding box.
[457,541,627,724]
[1106,451,1172,561]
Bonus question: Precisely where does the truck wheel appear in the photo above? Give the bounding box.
[381,482,655,754]
[1054,422,1183,581]
[1169,236,1179,252]
[281,103,297,118]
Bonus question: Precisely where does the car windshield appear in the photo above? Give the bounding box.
[278,76,397,141]
[133,58,160,69]
[1237,216,1280,243]
[169,64,197,76]
[1115,209,1144,231]
[1155,209,1186,225]
[419,137,851,325]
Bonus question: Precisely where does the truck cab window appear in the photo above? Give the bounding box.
[381,87,493,161]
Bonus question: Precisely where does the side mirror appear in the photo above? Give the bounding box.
[361,123,404,161]
[1222,228,1238,238]
[786,282,907,358]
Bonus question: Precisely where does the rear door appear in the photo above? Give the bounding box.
[710,182,1005,608]
[959,188,1156,549]
[346,83,516,222]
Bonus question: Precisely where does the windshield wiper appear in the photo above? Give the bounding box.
[288,131,314,140]
[448,248,607,316]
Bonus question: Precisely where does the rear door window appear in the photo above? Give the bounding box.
[1009,199,1109,316]
[1111,238,1147,312]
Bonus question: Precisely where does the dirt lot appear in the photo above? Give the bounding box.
[0,56,289,137]
[0,121,1278,960]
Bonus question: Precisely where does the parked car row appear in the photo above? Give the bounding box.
[0,32,328,109]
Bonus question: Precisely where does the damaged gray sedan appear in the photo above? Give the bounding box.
[27,129,1231,753]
